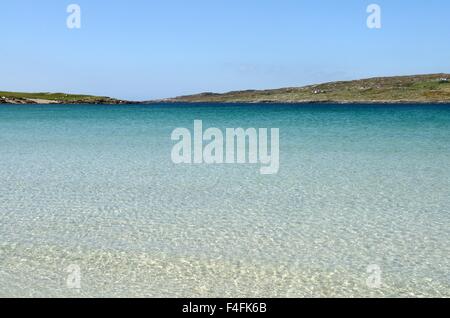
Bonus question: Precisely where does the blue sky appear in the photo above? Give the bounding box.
[1,0,449,100]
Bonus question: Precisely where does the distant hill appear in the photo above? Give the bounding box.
[2,74,450,105]
[0,91,131,105]
[161,74,450,104]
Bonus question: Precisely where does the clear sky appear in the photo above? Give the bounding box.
[1,0,449,100]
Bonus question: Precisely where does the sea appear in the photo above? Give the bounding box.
[0,103,449,297]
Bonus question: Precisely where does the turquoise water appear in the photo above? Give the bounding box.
[0,104,449,297]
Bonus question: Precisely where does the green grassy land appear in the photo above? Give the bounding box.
[166,74,450,103]
[0,91,128,104]
[2,74,450,104]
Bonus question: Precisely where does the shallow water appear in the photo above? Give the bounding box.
[0,104,449,297]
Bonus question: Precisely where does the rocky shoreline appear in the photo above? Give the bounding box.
[0,96,133,105]
[150,99,450,105]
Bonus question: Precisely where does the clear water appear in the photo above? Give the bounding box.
[0,104,449,297]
